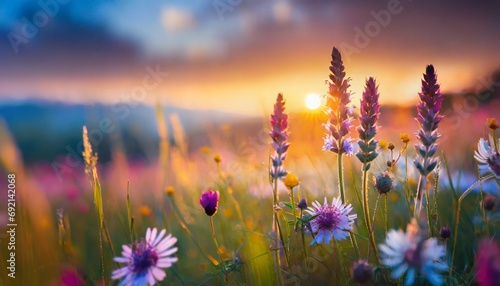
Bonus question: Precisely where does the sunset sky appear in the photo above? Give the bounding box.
[1,0,499,115]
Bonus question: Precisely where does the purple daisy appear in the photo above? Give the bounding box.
[306,196,357,245]
[111,228,178,285]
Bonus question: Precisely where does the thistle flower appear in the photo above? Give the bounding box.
[484,194,496,211]
[379,219,448,286]
[356,77,380,170]
[474,135,500,178]
[476,239,500,286]
[199,190,220,216]
[350,260,374,284]
[414,65,443,177]
[297,198,308,210]
[269,93,289,179]
[439,226,451,240]
[112,228,178,285]
[323,47,354,155]
[306,196,357,245]
[374,171,394,195]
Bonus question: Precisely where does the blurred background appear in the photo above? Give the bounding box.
[0,0,500,285]
[0,0,499,165]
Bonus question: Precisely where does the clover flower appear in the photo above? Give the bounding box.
[306,196,357,245]
[112,228,178,285]
[323,47,354,155]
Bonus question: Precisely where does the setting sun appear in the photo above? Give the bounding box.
[305,93,322,110]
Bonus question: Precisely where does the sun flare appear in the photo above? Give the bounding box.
[305,93,322,110]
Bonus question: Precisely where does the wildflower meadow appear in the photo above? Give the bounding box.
[1,43,500,286]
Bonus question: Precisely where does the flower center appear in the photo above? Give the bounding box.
[132,242,159,275]
[404,241,424,269]
[487,153,500,177]
[315,205,341,230]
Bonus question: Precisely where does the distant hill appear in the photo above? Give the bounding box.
[0,100,255,164]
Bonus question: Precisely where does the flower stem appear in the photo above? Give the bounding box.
[451,174,495,273]
[272,178,284,285]
[384,195,388,235]
[362,163,379,263]
[167,195,218,266]
[210,216,227,285]
[478,167,489,236]
[414,176,426,218]
[338,153,346,204]
[405,144,410,201]
[289,188,297,230]
[299,210,310,280]
[425,184,434,237]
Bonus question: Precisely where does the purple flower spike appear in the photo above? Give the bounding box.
[323,47,353,155]
[269,93,289,179]
[414,65,443,177]
[356,77,380,170]
[199,190,220,216]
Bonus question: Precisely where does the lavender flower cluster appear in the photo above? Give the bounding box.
[323,47,354,155]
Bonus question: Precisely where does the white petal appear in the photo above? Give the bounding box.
[152,229,167,247]
[152,267,167,281]
[114,256,131,263]
[146,271,156,285]
[157,236,178,252]
[158,247,178,257]
[148,228,158,244]
[122,245,132,256]
[391,263,408,278]
[112,266,130,280]
[381,257,404,267]
[146,228,152,243]
[157,257,178,268]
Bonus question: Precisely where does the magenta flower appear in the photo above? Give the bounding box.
[476,239,500,286]
[356,77,380,170]
[323,47,354,155]
[414,65,443,177]
[269,93,289,179]
[199,190,220,216]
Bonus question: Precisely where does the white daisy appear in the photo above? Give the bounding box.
[474,135,500,178]
[379,219,448,286]
[112,228,179,286]
[306,196,357,245]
